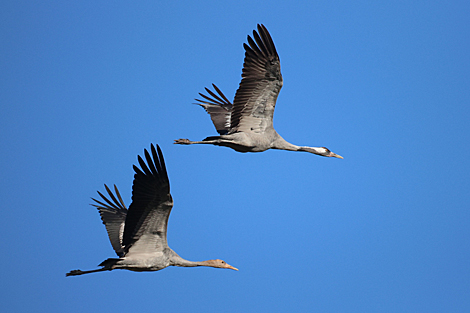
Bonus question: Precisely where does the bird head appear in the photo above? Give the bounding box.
[300,146,343,159]
[204,259,239,271]
[319,147,343,159]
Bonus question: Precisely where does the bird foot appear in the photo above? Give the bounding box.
[174,139,191,145]
[66,269,83,276]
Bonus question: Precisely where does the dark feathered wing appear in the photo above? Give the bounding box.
[122,144,173,253]
[91,184,128,257]
[195,84,233,135]
[231,24,283,134]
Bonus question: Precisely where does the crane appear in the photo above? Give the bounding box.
[174,24,342,159]
[66,144,237,276]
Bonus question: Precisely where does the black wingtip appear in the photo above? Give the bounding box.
[155,144,167,177]
[134,144,168,182]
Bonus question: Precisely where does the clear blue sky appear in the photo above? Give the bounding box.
[1,1,469,312]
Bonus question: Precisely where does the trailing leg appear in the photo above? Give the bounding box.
[66,267,112,276]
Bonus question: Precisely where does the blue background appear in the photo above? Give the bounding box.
[1,1,469,312]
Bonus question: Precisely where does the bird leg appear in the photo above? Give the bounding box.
[174,138,229,145]
[66,267,112,277]
[174,137,254,153]
[174,138,195,145]
[174,138,228,145]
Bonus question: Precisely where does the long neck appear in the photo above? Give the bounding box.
[272,136,326,155]
[271,135,301,151]
[169,251,215,268]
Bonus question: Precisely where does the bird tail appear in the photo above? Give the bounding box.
[203,135,221,141]
[98,258,120,267]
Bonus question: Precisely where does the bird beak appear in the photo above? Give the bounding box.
[227,264,239,271]
[331,152,343,159]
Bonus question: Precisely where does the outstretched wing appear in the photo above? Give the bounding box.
[122,144,173,254]
[231,24,283,134]
[91,184,127,257]
[195,84,233,135]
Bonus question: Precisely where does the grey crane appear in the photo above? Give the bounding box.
[66,144,237,276]
[174,24,342,159]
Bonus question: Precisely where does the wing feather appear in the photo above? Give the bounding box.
[195,84,233,135]
[91,184,127,257]
[122,144,173,254]
[231,24,283,134]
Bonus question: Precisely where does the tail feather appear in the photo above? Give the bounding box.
[98,258,120,267]
[203,136,221,142]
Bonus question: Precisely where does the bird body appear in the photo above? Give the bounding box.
[198,131,278,153]
[174,24,342,159]
[66,144,237,276]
